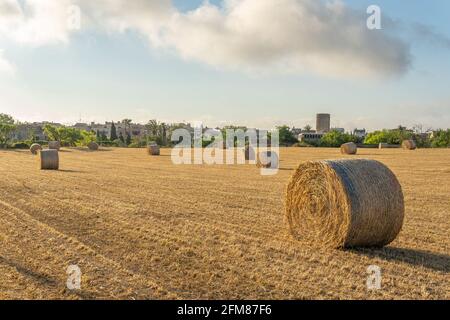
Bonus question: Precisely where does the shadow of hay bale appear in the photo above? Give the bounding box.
[0,256,59,287]
[351,247,450,272]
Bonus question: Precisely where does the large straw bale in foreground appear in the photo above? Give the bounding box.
[40,149,59,170]
[30,143,42,155]
[148,144,160,156]
[285,159,404,248]
[48,141,61,151]
[340,142,357,155]
[402,140,417,150]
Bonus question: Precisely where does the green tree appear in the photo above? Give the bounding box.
[364,128,412,145]
[276,125,298,146]
[110,122,118,141]
[0,114,17,148]
[431,129,450,148]
[80,130,96,146]
[146,119,159,136]
[320,130,356,147]
[43,124,61,141]
[303,124,312,132]
[119,132,125,144]
[126,132,132,145]
[44,124,86,146]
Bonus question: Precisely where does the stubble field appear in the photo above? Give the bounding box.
[0,147,448,299]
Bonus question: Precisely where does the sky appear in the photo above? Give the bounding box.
[0,0,449,131]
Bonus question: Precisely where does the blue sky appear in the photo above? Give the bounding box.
[0,0,449,131]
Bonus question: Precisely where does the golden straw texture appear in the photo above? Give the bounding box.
[285,159,404,248]
[40,149,59,170]
[340,142,357,155]
[402,140,417,150]
[148,144,160,156]
[88,142,99,151]
[48,141,61,151]
[30,143,42,155]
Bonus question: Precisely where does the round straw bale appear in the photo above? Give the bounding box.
[402,139,416,150]
[245,145,256,161]
[48,141,61,151]
[88,142,99,151]
[340,142,357,155]
[257,151,279,169]
[40,149,59,170]
[285,159,404,248]
[30,143,42,155]
[148,144,160,156]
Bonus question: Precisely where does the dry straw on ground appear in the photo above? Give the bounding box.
[148,144,160,156]
[88,142,99,151]
[0,148,448,299]
[340,142,357,155]
[285,159,404,248]
[30,143,42,155]
[48,141,61,151]
[402,140,417,150]
[257,151,279,169]
[40,149,59,170]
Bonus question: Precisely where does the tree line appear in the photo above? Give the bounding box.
[1,113,449,149]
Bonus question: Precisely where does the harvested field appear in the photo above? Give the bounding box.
[0,148,448,299]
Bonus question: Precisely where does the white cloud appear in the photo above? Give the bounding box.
[0,0,73,46]
[0,0,412,78]
[157,0,411,78]
[0,49,15,75]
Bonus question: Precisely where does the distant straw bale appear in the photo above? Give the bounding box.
[402,140,417,150]
[340,142,357,155]
[148,144,160,156]
[257,151,279,169]
[48,141,61,151]
[30,143,42,155]
[88,142,99,151]
[40,149,59,170]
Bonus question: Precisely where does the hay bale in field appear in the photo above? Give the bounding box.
[48,141,61,151]
[340,142,357,155]
[256,151,279,169]
[147,144,160,156]
[245,145,256,161]
[40,149,59,170]
[30,143,42,155]
[285,159,404,248]
[87,142,99,151]
[402,139,417,150]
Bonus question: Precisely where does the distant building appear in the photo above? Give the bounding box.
[331,127,345,133]
[316,113,331,133]
[12,122,61,141]
[69,122,147,139]
[299,132,324,143]
[353,128,367,139]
